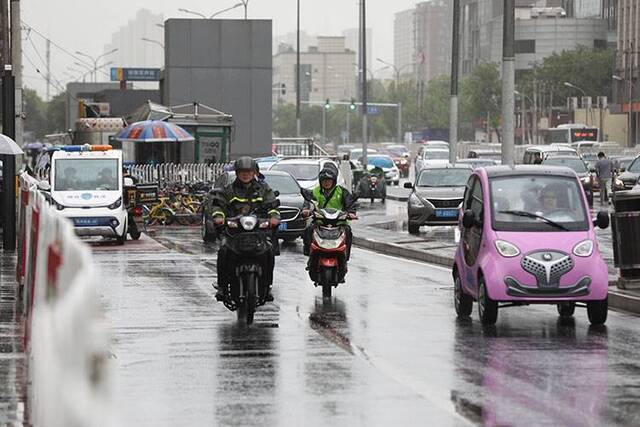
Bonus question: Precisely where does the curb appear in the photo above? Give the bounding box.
[354,233,638,316]
[386,193,408,202]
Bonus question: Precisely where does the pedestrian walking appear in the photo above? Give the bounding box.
[594,152,612,205]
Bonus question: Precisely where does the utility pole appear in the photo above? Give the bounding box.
[10,0,21,148]
[45,39,51,101]
[627,42,635,147]
[449,0,460,164]
[533,79,538,144]
[1,0,16,250]
[501,0,515,166]
[295,0,301,137]
[361,0,369,167]
[397,102,402,145]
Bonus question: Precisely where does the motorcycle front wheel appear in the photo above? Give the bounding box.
[237,273,257,325]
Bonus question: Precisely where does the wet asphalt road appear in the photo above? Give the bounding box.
[87,214,640,427]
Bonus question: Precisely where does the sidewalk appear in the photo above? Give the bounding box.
[351,202,640,315]
[0,251,27,425]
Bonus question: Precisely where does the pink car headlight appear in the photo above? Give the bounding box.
[573,240,594,257]
[495,240,520,258]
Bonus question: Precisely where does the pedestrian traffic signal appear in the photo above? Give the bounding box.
[281,83,286,95]
[324,99,331,110]
[349,99,357,111]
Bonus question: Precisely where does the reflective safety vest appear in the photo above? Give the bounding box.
[313,185,344,210]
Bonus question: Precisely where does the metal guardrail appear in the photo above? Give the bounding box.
[126,163,227,186]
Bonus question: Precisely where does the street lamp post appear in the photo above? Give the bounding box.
[179,3,244,19]
[375,58,415,88]
[515,90,532,145]
[75,48,118,82]
[564,81,589,126]
[614,74,634,147]
[296,0,301,137]
[141,37,164,49]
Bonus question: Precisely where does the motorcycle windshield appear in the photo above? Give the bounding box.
[317,227,342,240]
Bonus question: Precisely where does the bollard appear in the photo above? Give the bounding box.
[612,189,640,289]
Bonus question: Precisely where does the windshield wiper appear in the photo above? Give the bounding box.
[498,210,569,231]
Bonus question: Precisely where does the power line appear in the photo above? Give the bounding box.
[21,20,111,79]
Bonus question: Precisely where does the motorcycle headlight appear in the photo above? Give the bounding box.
[409,193,424,208]
[108,197,122,210]
[239,216,258,231]
[573,239,594,257]
[400,159,408,165]
[495,240,520,257]
[581,176,590,184]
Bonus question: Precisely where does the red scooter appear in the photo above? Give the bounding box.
[306,206,355,299]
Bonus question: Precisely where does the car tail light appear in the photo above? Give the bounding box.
[133,206,143,217]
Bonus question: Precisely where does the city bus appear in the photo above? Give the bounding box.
[545,124,598,145]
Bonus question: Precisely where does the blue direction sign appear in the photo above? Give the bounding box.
[110,67,161,82]
[367,105,380,116]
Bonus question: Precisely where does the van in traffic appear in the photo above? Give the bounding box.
[50,144,128,244]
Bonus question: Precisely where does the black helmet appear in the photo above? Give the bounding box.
[319,166,338,183]
[234,156,257,172]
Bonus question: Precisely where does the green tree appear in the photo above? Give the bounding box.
[23,88,48,138]
[46,91,67,134]
[518,46,615,105]
[460,62,502,141]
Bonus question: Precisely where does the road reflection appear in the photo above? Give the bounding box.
[450,317,610,426]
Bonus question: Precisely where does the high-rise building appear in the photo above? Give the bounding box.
[342,28,372,71]
[273,31,317,55]
[273,36,357,105]
[459,0,613,76]
[393,1,452,83]
[103,9,164,81]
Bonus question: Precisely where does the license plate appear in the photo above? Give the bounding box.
[278,222,288,231]
[435,209,459,218]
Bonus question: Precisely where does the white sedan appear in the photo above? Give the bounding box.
[269,158,346,190]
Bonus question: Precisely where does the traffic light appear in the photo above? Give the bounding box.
[281,83,286,95]
[349,98,357,111]
[324,99,331,110]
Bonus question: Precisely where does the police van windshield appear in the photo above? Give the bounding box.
[54,159,119,191]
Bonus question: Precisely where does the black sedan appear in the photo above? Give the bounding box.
[614,155,640,191]
[541,156,594,207]
[404,164,472,234]
[202,171,307,242]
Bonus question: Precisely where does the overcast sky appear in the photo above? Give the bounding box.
[22,0,422,98]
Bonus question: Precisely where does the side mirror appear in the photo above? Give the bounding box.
[621,167,626,173]
[37,181,50,191]
[403,182,413,189]
[594,211,609,229]
[462,209,475,229]
[273,190,280,197]
[300,187,313,201]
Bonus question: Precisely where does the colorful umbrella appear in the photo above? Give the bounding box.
[114,120,195,143]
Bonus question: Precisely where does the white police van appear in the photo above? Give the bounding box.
[50,144,128,244]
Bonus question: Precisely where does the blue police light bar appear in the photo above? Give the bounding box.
[57,144,112,152]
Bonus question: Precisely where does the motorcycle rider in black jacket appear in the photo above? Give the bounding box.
[211,157,280,301]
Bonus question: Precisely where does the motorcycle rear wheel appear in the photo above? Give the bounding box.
[321,268,334,299]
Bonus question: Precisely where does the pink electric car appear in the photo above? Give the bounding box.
[453,166,610,325]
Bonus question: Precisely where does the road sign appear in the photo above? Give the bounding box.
[367,105,380,116]
[110,67,161,82]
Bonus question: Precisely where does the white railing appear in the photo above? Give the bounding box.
[16,173,114,427]
[126,163,226,186]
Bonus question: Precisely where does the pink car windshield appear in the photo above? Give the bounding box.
[490,175,589,232]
